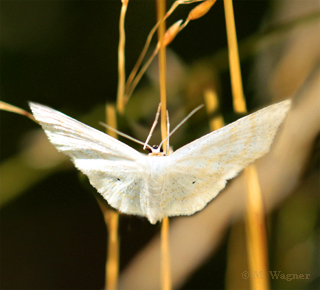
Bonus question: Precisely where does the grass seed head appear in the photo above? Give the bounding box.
[157,19,183,49]
[188,0,216,21]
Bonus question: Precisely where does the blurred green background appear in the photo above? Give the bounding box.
[1,0,319,289]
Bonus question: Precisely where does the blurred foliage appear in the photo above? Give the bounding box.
[1,0,319,289]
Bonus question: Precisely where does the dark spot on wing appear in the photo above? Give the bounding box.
[192,181,196,184]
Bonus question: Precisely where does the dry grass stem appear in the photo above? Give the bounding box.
[105,104,118,138]
[161,217,171,290]
[224,1,269,289]
[125,47,159,102]
[104,210,119,290]
[124,24,158,99]
[116,0,129,114]
[209,10,320,73]
[223,0,246,113]
[125,19,182,103]
[125,20,183,101]
[156,0,168,153]
[123,1,176,99]
[204,89,224,130]
[124,0,211,104]
[156,1,171,289]
[244,165,270,290]
[0,101,36,122]
[104,104,120,290]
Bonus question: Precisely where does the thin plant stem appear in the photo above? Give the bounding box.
[125,47,158,102]
[124,0,202,95]
[156,0,171,289]
[204,89,224,130]
[124,23,159,97]
[144,103,162,150]
[117,0,129,114]
[244,165,270,290]
[104,104,119,290]
[213,10,320,72]
[223,1,269,289]
[124,0,204,103]
[161,216,171,290]
[157,0,168,154]
[125,18,183,102]
[223,0,246,113]
[0,101,36,122]
[105,211,119,290]
[107,2,127,286]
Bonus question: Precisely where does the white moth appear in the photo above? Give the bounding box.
[29,100,291,224]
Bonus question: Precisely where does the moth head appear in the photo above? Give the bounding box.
[146,145,165,156]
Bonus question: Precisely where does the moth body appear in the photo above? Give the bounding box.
[140,155,168,224]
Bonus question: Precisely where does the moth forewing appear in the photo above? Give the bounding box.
[158,99,291,218]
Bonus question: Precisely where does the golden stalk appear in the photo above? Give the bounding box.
[157,0,168,154]
[103,104,120,290]
[125,47,158,102]
[223,1,269,289]
[161,216,171,290]
[117,0,129,114]
[0,101,36,122]
[156,1,171,289]
[125,20,182,102]
[223,0,246,113]
[124,23,159,98]
[124,0,202,96]
[108,0,128,285]
[244,165,270,290]
[124,0,208,103]
[204,89,224,130]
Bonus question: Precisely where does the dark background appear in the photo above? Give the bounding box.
[3,1,317,289]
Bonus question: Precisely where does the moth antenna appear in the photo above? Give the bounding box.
[143,103,161,150]
[159,104,204,149]
[166,109,170,155]
[99,122,153,151]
